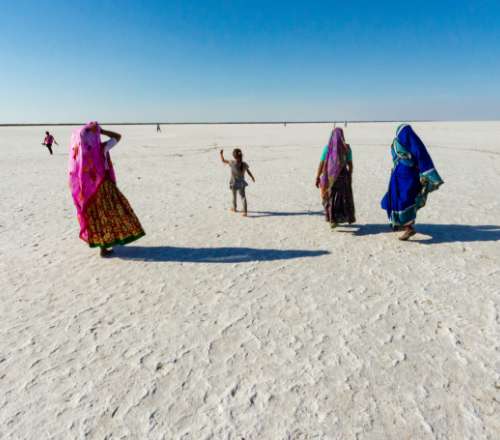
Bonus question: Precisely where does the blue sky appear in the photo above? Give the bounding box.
[1,0,499,122]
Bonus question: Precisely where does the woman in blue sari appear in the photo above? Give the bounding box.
[381,124,443,240]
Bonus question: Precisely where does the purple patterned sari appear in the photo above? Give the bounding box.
[320,127,349,192]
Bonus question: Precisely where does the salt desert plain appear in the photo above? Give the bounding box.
[1,122,499,439]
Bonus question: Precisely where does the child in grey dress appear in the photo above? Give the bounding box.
[220,148,255,216]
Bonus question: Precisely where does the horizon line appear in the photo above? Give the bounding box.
[1,118,498,127]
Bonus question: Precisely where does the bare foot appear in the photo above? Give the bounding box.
[399,227,416,241]
[242,212,248,217]
[229,208,237,213]
[100,248,114,257]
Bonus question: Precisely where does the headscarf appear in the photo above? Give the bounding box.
[68,122,116,242]
[320,127,349,191]
[392,123,444,205]
[393,125,442,179]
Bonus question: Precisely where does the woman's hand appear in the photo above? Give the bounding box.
[316,160,325,188]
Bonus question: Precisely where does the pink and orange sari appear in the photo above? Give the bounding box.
[69,122,144,248]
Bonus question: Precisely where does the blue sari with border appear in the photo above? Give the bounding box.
[381,124,443,226]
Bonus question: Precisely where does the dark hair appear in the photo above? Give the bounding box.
[45,131,49,135]
[232,148,244,172]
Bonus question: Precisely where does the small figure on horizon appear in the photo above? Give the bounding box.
[220,148,255,217]
[284,121,287,127]
[344,120,347,128]
[42,131,58,155]
[315,127,355,228]
[156,123,161,132]
[381,124,443,241]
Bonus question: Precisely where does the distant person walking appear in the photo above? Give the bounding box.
[381,124,443,240]
[156,123,161,132]
[315,127,355,228]
[69,122,145,257]
[220,148,255,217]
[42,131,58,155]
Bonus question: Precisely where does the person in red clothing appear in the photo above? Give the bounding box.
[42,131,58,155]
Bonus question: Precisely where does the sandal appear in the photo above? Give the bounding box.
[399,228,416,241]
[100,248,114,258]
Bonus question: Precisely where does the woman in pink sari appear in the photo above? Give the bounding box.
[69,122,145,257]
[315,127,355,228]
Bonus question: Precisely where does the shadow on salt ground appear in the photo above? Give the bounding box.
[249,210,323,218]
[351,223,500,244]
[114,246,330,263]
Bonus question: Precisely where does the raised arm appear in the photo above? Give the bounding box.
[220,149,229,164]
[100,128,122,143]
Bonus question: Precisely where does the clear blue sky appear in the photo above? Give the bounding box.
[1,0,499,122]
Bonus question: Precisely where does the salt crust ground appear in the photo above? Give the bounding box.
[0,122,499,439]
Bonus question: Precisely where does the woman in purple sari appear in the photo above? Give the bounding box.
[315,127,356,228]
